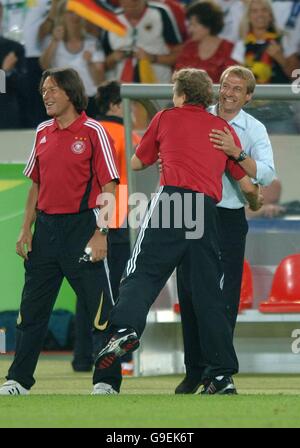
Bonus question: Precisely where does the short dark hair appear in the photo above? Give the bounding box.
[186,1,224,36]
[95,80,121,115]
[172,68,214,108]
[39,68,88,113]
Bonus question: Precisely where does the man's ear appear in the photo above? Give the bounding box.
[110,102,121,115]
[245,93,253,105]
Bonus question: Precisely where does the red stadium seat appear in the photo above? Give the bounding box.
[173,302,180,314]
[239,260,254,312]
[259,254,300,313]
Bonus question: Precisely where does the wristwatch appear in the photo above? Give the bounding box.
[98,227,109,235]
[236,151,248,162]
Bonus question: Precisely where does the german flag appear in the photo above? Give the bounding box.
[66,0,127,36]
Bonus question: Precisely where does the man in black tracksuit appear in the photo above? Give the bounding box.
[94,68,262,394]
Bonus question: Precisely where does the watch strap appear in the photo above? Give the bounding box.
[98,227,109,235]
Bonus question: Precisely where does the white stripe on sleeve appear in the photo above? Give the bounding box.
[23,119,54,178]
[84,120,119,180]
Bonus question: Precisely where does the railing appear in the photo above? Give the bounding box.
[120,83,300,247]
[119,84,300,375]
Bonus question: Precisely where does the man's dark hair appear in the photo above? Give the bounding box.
[95,80,121,116]
[39,68,88,113]
[186,1,224,36]
[172,68,214,108]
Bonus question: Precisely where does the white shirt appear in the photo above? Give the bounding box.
[52,38,105,97]
[104,2,182,83]
[215,0,245,43]
[209,105,276,209]
[272,0,300,56]
[22,0,51,57]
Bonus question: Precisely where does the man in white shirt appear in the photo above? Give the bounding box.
[102,0,182,83]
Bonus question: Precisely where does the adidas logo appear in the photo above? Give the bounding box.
[40,136,47,144]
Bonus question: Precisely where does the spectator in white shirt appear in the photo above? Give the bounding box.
[102,0,182,83]
[215,0,246,43]
[272,0,300,57]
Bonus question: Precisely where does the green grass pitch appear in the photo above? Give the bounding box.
[0,164,78,312]
[0,355,300,428]
[1,165,300,429]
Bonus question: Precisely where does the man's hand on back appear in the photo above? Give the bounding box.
[209,127,241,159]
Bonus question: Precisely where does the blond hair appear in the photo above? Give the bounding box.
[239,0,279,39]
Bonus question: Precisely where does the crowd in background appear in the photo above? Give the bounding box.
[0,0,300,129]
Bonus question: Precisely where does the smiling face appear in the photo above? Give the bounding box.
[41,76,73,118]
[219,73,252,116]
[249,0,272,31]
[63,9,82,32]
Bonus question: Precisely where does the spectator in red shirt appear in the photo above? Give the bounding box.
[0,68,122,396]
[175,1,237,82]
[94,68,262,395]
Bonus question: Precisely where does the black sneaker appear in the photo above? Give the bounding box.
[175,376,203,394]
[200,376,237,395]
[95,328,139,370]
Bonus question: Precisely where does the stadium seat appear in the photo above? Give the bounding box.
[259,254,300,313]
[173,259,254,313]
[239,259,254,312]
[173,302,180,314]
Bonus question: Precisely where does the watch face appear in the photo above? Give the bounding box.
[238,151,247,161]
